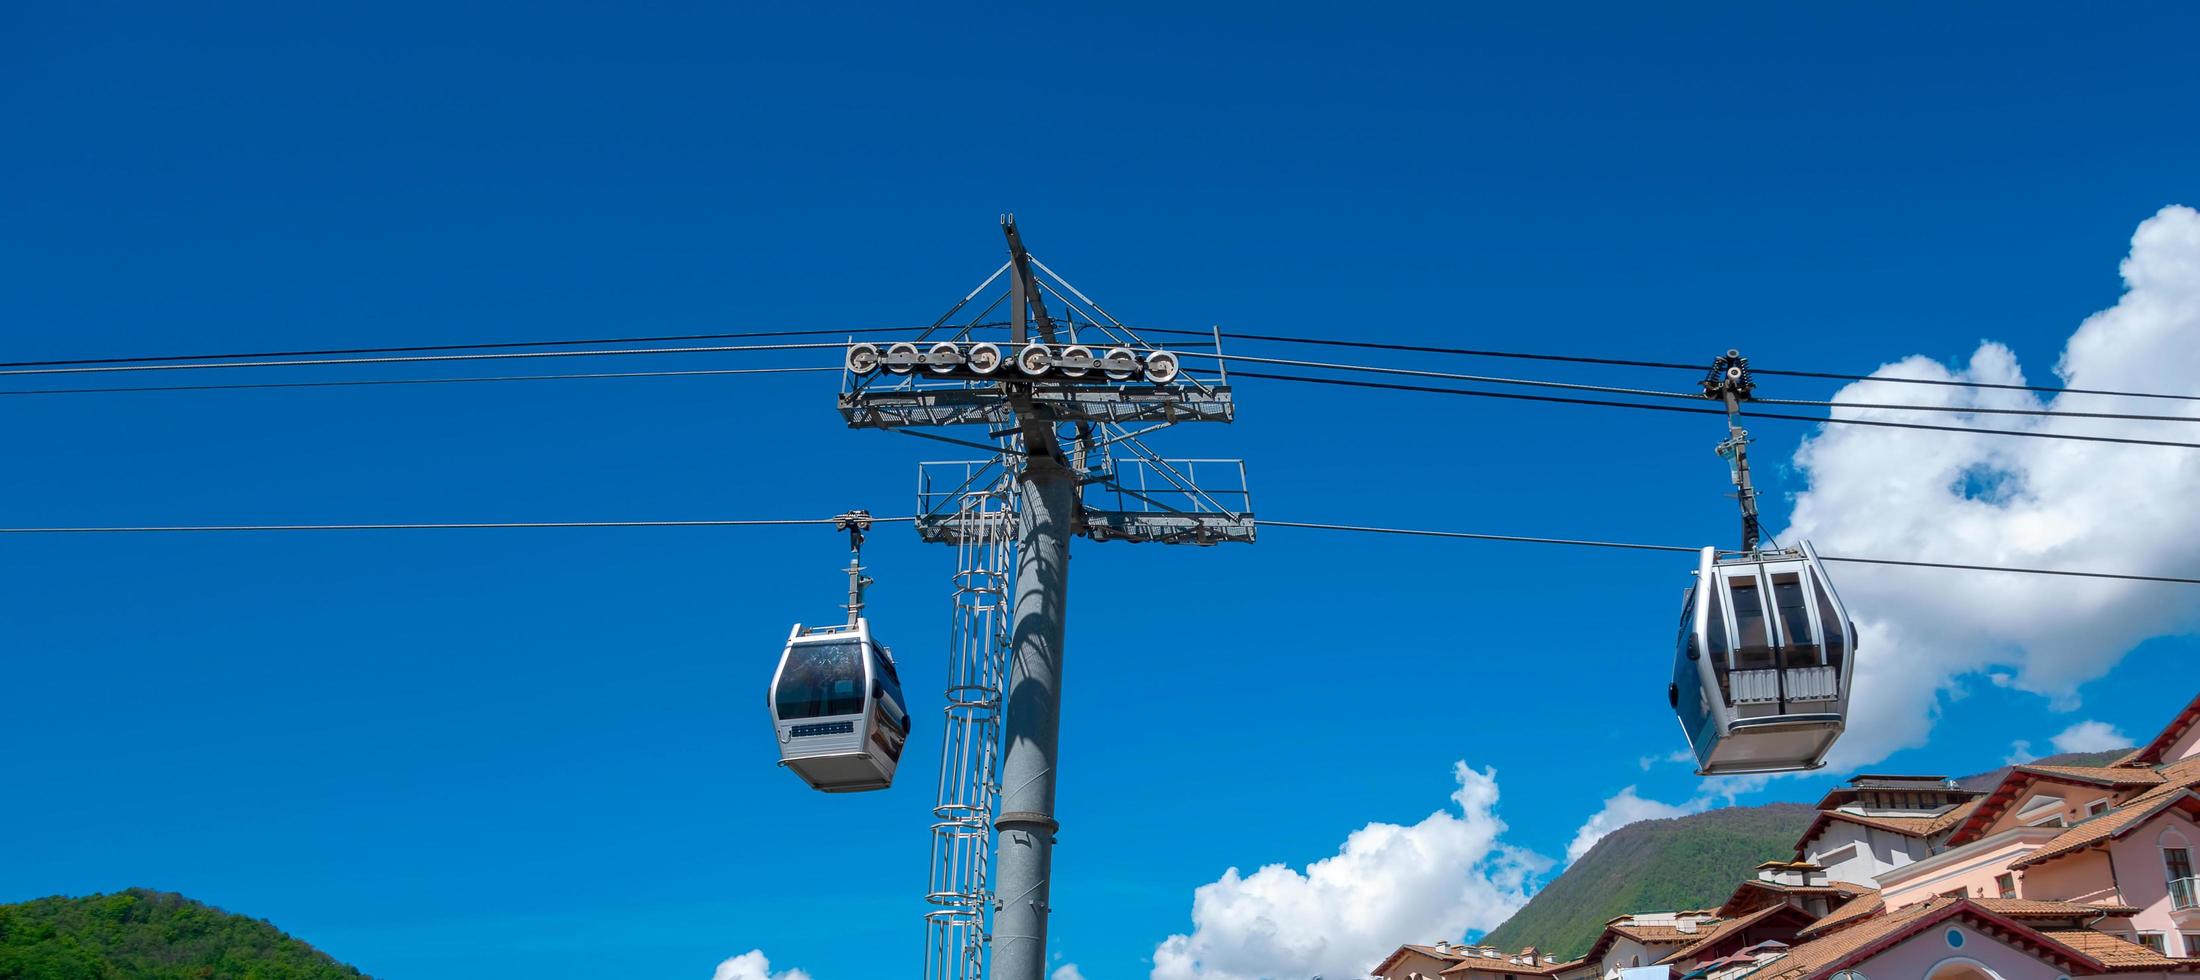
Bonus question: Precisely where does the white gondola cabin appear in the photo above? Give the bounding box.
[1670,541,1855,776]
[768,618,911,792]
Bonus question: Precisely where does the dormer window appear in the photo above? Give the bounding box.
[2016,793,2067,827]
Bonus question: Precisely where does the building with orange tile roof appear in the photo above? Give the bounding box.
[1372,692,2200,980]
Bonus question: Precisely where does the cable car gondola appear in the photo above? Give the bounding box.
[770,617,910,792]
[1671,542,1855,775]
[1667,352,1857,776]
[766,511,912,793]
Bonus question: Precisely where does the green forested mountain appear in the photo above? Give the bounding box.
[0,889,366,980]
[1479,803,1816,960]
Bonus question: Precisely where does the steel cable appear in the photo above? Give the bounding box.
[1230,371,2200,450]
[1259,520,2200,585]
[0,366,837,397]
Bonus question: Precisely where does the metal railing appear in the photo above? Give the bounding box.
[2172,875,2198,911]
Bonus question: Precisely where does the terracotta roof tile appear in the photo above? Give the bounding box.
[1374,943,1480,974]
[1968,898,2141,918]
[2037,929,2187,968]
[1582,918,1722,965]
[1747,898,2109,980]
[1610,922,1710,943]
[1920,798,1981,835]
[1833,812,1941,835]
[1656,905,1808,966]
[1947,758,2193,847]
[1436,955,1582,976]
[1400,944,1469,961]
[2011,788,2200,869]
[1722,877,1869,916]
[2015,764,2167,787]
[1792,809,1952,859]
[1796,892,1883,939]
[1746,900,1946,980]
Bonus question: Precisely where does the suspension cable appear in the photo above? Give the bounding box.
[4,514,2191,585]
[1177,351,2200,423]
[0,326,963,370]
[1258,520,2200,586]
[15,320,2200,404]
[0,517,919,533]
[0,366,836,398]
[1231,372,2200,450]
[1141,326,2200,405]
[0,342,854,378]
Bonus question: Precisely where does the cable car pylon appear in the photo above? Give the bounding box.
[841,217,1254,980]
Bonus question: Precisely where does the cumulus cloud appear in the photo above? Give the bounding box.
[1782,205,2200,768]
[1638,749,1697,771]
[1564,786,1715,865]
[2051,720,2135,753]
[2005,740,2036,765]
[713,950,811,980]
[1149,763,1546,980]
[1052,965,1087,980]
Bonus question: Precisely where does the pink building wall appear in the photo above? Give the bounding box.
[2016,806,2200,956]
[1880,830,2061,910]
[1853,920,2071,979]
[2108,811,2200,955]
[2019,851,2118,906]
[1972,782,2125,840]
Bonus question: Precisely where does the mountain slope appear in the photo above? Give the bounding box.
[0,889,366,980]
[1479,803,1817,960]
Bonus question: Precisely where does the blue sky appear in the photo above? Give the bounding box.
[4,4,2197,979]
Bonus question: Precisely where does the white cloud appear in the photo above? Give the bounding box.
[2004,740,2035,765]
[1052,965,1087,980]
[1637,749,1697,771]
[1781,205,2200,769]
[1149,762,1547,980]
[713,950,812,980]
[1564,786,1715,865]
[2050,720,2135,753]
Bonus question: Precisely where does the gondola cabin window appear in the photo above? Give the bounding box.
[1772,574,1815,653]
[777,641,866,719]
[1814,584,1848,669]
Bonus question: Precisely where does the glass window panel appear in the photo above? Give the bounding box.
[1708,591,1731,665]
[1814,582,1847,674]
[776,641,867,719]
[1730,577,1774,669]
[870,644,906,714]
[1676,586,1699,661]
[1772,574,1817,669]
